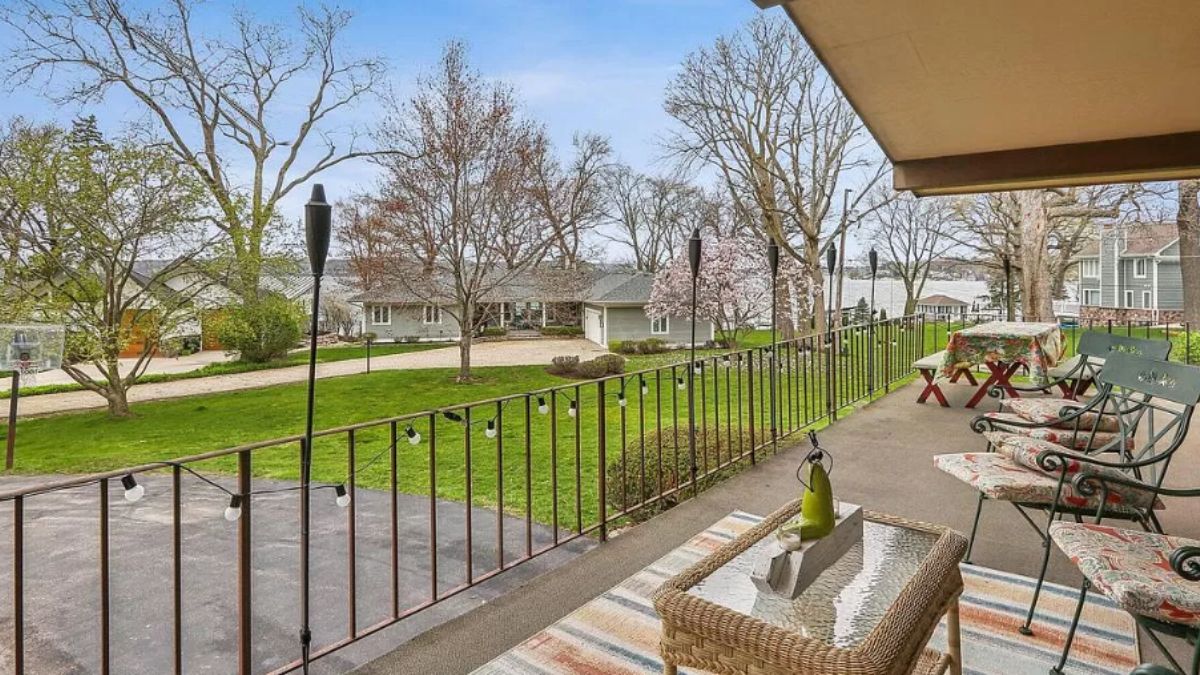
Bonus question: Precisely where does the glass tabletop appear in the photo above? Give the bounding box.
[686,520,940,648]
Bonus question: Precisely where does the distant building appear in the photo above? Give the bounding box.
[1076,223,1181,322]
[915,294,969,318]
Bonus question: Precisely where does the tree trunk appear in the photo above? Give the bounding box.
[102,359,132,418]
[457,300,474,382]
[1177,180,1200,323]
[1016,191,1055,321]
[804,237,827,339]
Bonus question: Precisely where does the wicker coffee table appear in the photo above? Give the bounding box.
[653,501,968,675]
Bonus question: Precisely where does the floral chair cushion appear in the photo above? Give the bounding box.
[979,432,1161,510]
[982,412,1133,451]
[1001,398,1120,432]
[1049,522,1200,627]
[933,452,1150,513]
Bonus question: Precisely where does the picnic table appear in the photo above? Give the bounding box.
[940,321,1065,408]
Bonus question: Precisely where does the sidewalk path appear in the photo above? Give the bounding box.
[11,339,608,418]
[0,350,234,391]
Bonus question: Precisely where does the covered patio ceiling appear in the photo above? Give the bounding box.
[755,0,1200,195]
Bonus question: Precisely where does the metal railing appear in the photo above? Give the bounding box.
[1,315,945,673]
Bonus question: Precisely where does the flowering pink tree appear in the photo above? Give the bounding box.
[648,236,811,346]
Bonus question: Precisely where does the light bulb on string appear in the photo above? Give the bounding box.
[617,392,627,407]
[567,400,578,418]
[537,396,549,415]
[693,362,702,375]
[443,410,464,423]
[121,475,144,503]
[484,419,497,439]
[406,425,421,445]
[640,381,649,395]
[335,484,351,508]
[224,495,243,522]
[676,377,686,390]
[721,355,731,367]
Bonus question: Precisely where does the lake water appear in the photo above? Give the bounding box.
[837,278,989,318]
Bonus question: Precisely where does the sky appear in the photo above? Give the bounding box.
[0,0,763,251]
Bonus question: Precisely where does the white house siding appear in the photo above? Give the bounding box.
[586,304,714,347]
[363,303,460,342]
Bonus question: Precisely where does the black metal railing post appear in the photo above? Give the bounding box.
[597,380,607,542]
[238,449,252,674]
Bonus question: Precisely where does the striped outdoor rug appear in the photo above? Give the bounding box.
[474,511,1139,675]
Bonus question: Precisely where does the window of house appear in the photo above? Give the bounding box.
[423,305,442,325]
[1124,290,1134,307]
[370,305,391,325]
[1143,291,1153,308]
[1082,289,1100,305]
[1079,259,1099,278]
[1133,258,1148,278]
[650,316,669,335]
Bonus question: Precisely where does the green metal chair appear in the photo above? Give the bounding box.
[1051,471,1200,675]
[936,350,1194,638]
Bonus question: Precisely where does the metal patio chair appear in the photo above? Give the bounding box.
[1050,471,1200,675]
[934,351,1198,637]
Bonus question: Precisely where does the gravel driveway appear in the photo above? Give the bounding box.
[13,339,609,418]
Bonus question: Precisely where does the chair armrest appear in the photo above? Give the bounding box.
[1169,546,1200,582]
[1072,470,1200,500]
[1130,664,1178,675]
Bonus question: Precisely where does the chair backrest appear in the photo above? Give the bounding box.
[1077,332,1171,360]
[1085,352,1200,485]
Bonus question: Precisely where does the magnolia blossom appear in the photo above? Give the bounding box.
[647,236,811,344]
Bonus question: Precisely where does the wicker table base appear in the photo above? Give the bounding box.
[654,502,967,675]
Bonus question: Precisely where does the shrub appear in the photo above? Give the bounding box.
[1170,332,1200,364]
[612,340,636,354]
[605,425,766,523]
[217,296,304,363]
[576,358,609,378]
[613,338,669,355]
[480,326,507,337]
[548,354,580,375]
[640,338,667,354]
[592,353,626,374]
[541,325,583,336]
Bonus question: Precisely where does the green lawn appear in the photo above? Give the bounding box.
[1,324,931,529]
[1,341,441,399]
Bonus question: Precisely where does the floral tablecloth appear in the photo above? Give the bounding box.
[940,321,1065,385]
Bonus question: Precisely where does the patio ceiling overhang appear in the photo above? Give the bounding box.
[754,0,1200,195]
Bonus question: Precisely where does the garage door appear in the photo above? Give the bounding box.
[584,307,603,346]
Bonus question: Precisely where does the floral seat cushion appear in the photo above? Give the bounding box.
[933,452,1151,513]
[1001,397,1120,432]
[1049,522,1200,627]
[982,412,1133,451]
[977,432,1161,510]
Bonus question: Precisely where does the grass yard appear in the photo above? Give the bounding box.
[2,324,932,529]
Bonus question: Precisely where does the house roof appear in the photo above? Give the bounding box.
[1121,223,1178,256]
[916,294,968,307]
[349,268,657,306]
[759,0,1200,195]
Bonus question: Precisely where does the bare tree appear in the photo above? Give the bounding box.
[529,133,611,268]
[3,0,394,298]
[336,195,400,292]
[1,118,213,417]
[371,42,550,381]
[663,15,888,337]
[600,166,698,273]
[1177,180,1200,323]
[861,190,959,314]
[954,187,1138,320]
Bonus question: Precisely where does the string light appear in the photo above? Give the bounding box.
[721,354,731,367]
[405,425,421,445]
[224,495,243,522]
[443,410,464,423]
[617,392,627,407]
[121,474,144,503]
[676,376,686,390]
[334,484,351,508]
[567,400,578,418]
[537,396,549,414]
[692,362,702,375]
[640,381,649,395]
[484,419,497,438]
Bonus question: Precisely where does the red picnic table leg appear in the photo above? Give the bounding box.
[916,368,950,407]
[964,361,1022,408]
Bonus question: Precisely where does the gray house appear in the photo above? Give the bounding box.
[350,269,716,347]
[1076,223,1182,322]
[581,272,714,347]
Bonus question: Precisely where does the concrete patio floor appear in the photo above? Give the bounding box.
[354,377,1200,674]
